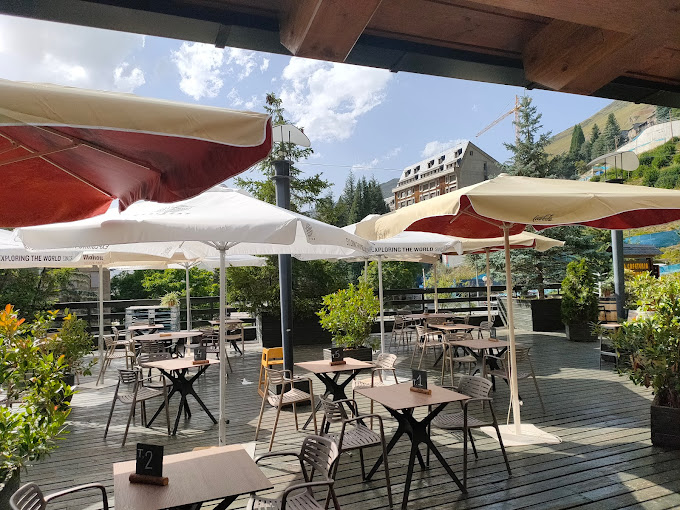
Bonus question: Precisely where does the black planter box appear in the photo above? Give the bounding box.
[565,322,598,342]
[259,314,332,348]
[651,404,680,449]
[514,298,564,332]
[322,346,373,362]
[0,472,20,509]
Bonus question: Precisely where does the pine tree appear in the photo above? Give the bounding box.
[235,92,329,211]
[602,113,621,153]
[589,123,605,158]
[503,96,552,177]
[569,125,585,155]
[590,123,601,143]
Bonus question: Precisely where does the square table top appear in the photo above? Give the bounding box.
[143,357,220,370]
[355,382,469,410]
[113,444,271,510]
[430,323,481,331]
[134,331,204,341]
[295,357,374,374]
[447,338,509,350]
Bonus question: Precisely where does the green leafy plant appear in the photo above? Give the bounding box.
[317,281,379,349]
[39,310,96,376]
[613,274,680,408]
[561,258,599,325]
[160,291,180,307]
[0,305,74,483]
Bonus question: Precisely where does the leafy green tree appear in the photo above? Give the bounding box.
[361,261,421,290]
[0,268,75,319]
[569,124,585,155]
[657,105,672,122]
[235,93,329,211]
[111,270,153,300]
[142,268,217,298]
[504,96,552,177]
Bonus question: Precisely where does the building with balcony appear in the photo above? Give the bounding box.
[392,141,502,210]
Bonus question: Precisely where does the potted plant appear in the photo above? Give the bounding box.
[0,305,74,505]
[160,291,180,308]
[613,273,680,448]
[317,280,380,362]
[39,310,97,386]
[561,259,599,342]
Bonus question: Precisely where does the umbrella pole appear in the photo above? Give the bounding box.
[503,225,522,435]
[219,247,227,445]
[364,259,368,282]
[485,248,492,324]
[98,264,104,365]
[185,265,192,330]
[434,263,439,313]
[378,256,385,353]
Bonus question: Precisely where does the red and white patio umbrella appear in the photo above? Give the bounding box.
[356,174,680,444]
[0,79,272,227]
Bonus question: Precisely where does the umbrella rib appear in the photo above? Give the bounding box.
[0,142,81,166]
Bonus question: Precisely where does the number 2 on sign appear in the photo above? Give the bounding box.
[137,448,154,471]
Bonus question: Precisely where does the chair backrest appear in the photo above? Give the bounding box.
[393,316,405,328]
[415,324,427,338]
[480,321,493,331]
[139,340,167,354]
[104,336,119,349]
[463,314,471,324]
[118,369,140,385]
[137,351,171,366]
[514,345,531,362]
[428,317,446,325]
[457,375,492,399]
[10,483,47,510]
[300,435,340,480]
[375,352,397,369]
[319,395,348,425]
[445,332,470,342]
[263,367,288,388]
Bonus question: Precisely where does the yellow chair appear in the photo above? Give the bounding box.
[257,347,284,397]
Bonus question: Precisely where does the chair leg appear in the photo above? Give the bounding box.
[410,341,419,367]
[462,425,468,490]
[468,429,478,458]
[380,422,393,509]
[104,396,117,439]
[417,340,428,369]
[141,401,147,427]
[268,402,283,452]
[122,398,137,447]
[310,393,318,434]
[530,364,546,413]
[359,447,366,480]
[293,402,299,431]
[163,385,171,436]
[490,406,511,477]
[255,393,267,441]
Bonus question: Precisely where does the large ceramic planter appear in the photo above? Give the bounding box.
[651,404,680,449]
[323,346,373,362]
[0,472,20,508]
[565,322,597,342]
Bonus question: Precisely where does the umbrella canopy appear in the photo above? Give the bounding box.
[0,79,272,227]
[354,174,680,443]
[18,186,369,446]
[355,174,680,240]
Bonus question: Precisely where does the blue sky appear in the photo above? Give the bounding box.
[0,14,612,197]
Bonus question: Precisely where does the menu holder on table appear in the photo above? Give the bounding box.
[130,443,168,486]
[329,347,346,366]
[193,346,209,365]
[410,369,431,395]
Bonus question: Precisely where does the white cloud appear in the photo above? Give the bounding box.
[280,57,392,141]
[172,42,224,100]
[0,15,145,92]
[421,139,467,158]
[351,146,401,172]
[260,58,270,72]
[226,87,244,107]
[226,88,260,111]
[113,62,145,92]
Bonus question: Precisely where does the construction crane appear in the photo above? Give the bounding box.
[476,95,521,140]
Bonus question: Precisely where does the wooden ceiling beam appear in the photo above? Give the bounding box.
[523,19,632,92]
[279,0,383,61]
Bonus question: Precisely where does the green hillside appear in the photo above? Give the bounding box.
[546,101,655,156]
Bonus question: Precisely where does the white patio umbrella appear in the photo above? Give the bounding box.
[355,173,680,445]
[18,186,370,445]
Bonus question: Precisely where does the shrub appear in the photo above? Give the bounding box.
[317,280,379,348]
[561,259,598,325]
[643,166,660,186]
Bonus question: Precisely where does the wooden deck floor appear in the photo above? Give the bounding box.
[22,330,680,509]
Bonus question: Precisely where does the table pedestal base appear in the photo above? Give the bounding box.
[481,423,561,446]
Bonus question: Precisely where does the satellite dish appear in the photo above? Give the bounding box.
[272,124,311,147]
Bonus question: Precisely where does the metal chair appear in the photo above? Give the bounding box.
[247,435,340,510]
[255,367,318,451]
[390,316,411,351]
[431,375,511,489]
[225,324,244,355]
[441,332,477,386]
[319,396,393,508]
[198,326,232,373]
[478,320,494,339]
[483,345,545,419]
[96,334,136,385]
[10,482,109,510]
[352,352,398,427]
[104,368,170,446]
[411,324,444,369]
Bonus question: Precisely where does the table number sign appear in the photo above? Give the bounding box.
[329,347,346,366]
[490,327,498,341]
[129,443,168,485]
[193,346,208,365]
[410,369,431,395]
